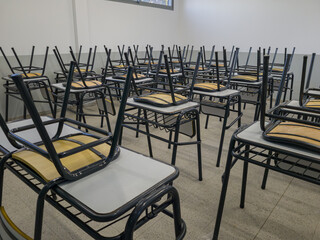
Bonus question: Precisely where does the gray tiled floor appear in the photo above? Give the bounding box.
[1,101,320,239]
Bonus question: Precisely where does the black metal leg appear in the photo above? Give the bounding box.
[240,145,249,208]
[171,120,181,166]
[53,88,58,119]
[261,150,272,190]
[34,182,57,240]
[196,113,203,181]
[237,96,242,128]
[100,93,112,132]
[124,185,186,240]
[100,110,104,128]
[136,109,141,138]
[213,137,236,240]
[119,124,123,145]
[216,104,229,167]
[289,74,294,100]
[168,130,172,149]
[5,80,9,121]
[205,115,210,129]
[143,109,153,157]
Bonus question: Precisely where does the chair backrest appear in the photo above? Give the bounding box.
[270,47,278,74]
[299,55,309,107]
[274,54,292,106]
[260,55,270,131]
[244,47,252,72]
[227,46,235,68]
[6,62,133,181]
[298,53,316,106]
[207,45,215,67]
[306,53,316,89]
[104,46,116,76]
[225,48,240,88]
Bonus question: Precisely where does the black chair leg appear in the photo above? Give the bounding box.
[143,109,153,158]
[196,112,203,181]
[240,145,249,208]
[261,150,272,190]
[213,137,236,240]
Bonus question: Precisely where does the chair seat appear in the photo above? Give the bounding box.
[21,72,42,78]
[159,69,179,74]
[264,121,320,151]
[12,134,113,182]
[188,66,208,71]
[211,63,224,67]
[74,69,87,73]
[305,99,320,108]
[114,73,146,80]
[71,80,102,89]
[272,67,283,72]
[194,82,226,92]
[134,93,187,107]
[114,64,126,68]
[231,75,258,82]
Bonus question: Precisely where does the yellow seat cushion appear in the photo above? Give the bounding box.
[194,82,226,92]
[117,73,146,79]
[134,93,187,107]
[159,69,179,74]
[272,68,283,72]
[189,66,207,71]
[265,121,320,149]
[114,64,126,68]
[171,60,180,64]
[21,72,42,78]
[74,69,87,73]
[12,135,111,182]
[231,75,258,81]
[71,80,102,88]
[211,63,224,67]
[305,99,320,108]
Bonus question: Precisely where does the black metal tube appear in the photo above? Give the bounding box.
[299,56,308,106]
[260,55,270,131]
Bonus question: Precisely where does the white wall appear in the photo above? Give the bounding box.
[85,0,182,51]
[0,0,75,55]
[180,0,320,54]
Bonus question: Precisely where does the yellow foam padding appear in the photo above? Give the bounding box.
[266,121,320,147]
[159,69,179,74]
[71,80,102,88]
[211,63,224,67]
[21,72,42,78]
[12,135,111,182]
[0,207,32,240]
[305,99,320,108]
[189,66,207,70]
[119,73,146,79]
[143,61,157,65]
[137,93,187,104]
[194,83,225,91]
[171,60,180,63]
[272,68,283,72]
[74,69,86,73]
[231,75,257,81]
[114,64,126,68]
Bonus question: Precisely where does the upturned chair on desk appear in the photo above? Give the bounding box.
[192,48,243,167]
[53,48,116,132]
[0,46,54,121]
[212,54,320,239]
[120,52,203,180]
[0,63,186,240]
